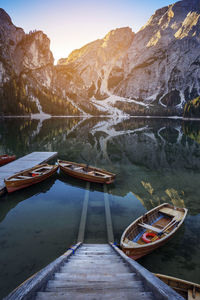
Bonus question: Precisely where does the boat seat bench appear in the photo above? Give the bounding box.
[159,207,180,217]
[41,166,52,170]
[124,238,141,247]
[34,167,52,171]
[73,167,83,171]
[17,175,32,179]
[95,172,110,177]
[138,222,163,233]
[30,172,41,175]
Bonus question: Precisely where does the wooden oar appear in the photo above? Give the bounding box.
[164,217,181,232]
[161,217,177,232]
[159,216,182,236]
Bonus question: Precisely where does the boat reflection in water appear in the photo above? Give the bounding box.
[0,176,57,223]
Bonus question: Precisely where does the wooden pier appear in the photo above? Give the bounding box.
[4,243,184,300]
[0,152,57,195]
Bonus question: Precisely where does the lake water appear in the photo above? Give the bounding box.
[0,117,200,298]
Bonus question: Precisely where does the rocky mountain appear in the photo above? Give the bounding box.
[1,0,200,116]
[112,0,200,116]
[55,27,134,115]
[0,8,80,116]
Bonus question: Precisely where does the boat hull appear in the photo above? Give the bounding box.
[120,203,188,260]
[122,232,175,260]
[0,155,16,166]
[5,164,58,193]
[154,274,200,300]
[58,160,115,184]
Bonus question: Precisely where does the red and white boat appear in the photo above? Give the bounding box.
[0,155,16,166]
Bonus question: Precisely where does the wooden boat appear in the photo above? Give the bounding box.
[120,203,188,260]
[4,163,58,193]
[58,160,116,184]
[154,273,200,300]
[0,154,16,166]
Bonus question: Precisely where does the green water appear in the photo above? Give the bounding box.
[0,117,200,298]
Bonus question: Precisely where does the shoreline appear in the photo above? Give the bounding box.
[1,115,200,121]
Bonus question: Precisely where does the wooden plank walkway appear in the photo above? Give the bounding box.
[104,184,114,243]
[77,182,90,243]
[4,243,184,300]
[77,183,114,244]
[0,152,57,194]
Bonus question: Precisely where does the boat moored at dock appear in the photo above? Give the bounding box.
[120,203,188,260]
[0,155,16,166]
[58,160,116,184]
[4,163,58,193]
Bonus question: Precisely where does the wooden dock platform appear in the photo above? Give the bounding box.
[0,152,57,194]
[4,243,184,300]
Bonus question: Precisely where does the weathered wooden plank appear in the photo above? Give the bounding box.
[78,245,111,250]
[68,257,122,262]
[65,262,127,268]
[36,290,154,300]
[60,265,130,274]
[72,253,118,256]
[78,244,109,249]
[46,280,142,290]
[54,273,136,281]
[75,251,113,255]
[81,244,110,247]
[77,182,90,243]
[69,257,122,262]
[79,246,111,250]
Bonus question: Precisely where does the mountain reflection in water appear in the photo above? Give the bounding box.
[0,117,200,298]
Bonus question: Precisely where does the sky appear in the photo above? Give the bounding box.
[1,0,178,63]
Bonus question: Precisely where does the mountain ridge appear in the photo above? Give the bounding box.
[1,1,200,117]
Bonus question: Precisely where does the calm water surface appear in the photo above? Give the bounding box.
[0,117,200,298]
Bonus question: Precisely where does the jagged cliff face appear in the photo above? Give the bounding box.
[0,9,24,85]
[0,9,80,116]
[112,0,200,112]
[1,0,200,116]
[0,9,53,81]
[58,27,134,97]
[0,6,134,116]
[14,31,54,74]
[56,0,200,116]
[55,27,134,114]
